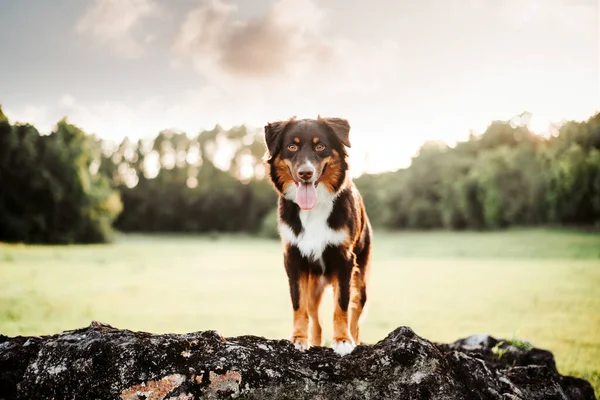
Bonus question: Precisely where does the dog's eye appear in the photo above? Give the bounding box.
[315,143,326,151]
[287,144,298,151]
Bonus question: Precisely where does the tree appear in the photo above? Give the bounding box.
[0,110,122,244]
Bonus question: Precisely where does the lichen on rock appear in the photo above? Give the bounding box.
[121,373,186,400]
[0,321,595,399]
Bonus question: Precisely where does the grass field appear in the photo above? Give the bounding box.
[1,228,599,394]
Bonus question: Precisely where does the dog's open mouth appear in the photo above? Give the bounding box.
[296,182,317,210]
[291,164,327,210]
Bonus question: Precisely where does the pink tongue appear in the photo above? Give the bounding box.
[297,183,318,210]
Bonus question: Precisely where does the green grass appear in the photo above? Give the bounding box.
[1,228,599,395]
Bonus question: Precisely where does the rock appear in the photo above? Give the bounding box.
[0,322,595,399]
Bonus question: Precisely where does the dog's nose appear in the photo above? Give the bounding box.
[298,169,313,181]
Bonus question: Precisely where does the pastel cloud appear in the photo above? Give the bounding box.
[75,0,160,58]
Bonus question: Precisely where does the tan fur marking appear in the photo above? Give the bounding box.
[349,266,367,344]
[307,274,327,346]
[294,137,300,143]
[341,226,353,248]
[283,158,294,169]
[341,186,366,249]
[313,137,319,144]
[275,156,295,192]
[318,150,343,193]
[290,273,309,349]
[332,277,354,344]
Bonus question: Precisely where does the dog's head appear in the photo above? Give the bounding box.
[264,116,351,210]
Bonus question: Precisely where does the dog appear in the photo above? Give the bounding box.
[263,116,372,356]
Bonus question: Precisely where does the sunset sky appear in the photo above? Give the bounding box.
[1,0,598,174]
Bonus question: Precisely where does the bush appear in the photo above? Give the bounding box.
[0,110,122,244]
[258,208,280,239]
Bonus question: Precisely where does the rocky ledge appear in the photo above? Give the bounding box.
[0,321,595,400]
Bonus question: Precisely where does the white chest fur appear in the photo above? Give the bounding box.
[279,185,348,264]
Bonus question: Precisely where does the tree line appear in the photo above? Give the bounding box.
[0,106,599,244]
[357,113,600,231]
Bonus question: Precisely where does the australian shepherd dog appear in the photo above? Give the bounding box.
[264,116,372,356]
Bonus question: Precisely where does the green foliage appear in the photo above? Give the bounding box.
[506,337,533,351]
[467,145,545,228]
[107,127,277,234]
[542,144,600,224]
[491,342,508,360]
[259,207,280,239]
[0,109,122,244]
[354,171,397,227]
[492,337,534,360]
[357,112,600,230]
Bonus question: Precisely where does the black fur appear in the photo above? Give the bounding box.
[284,246,303,311]
[327,188,356,231]
[278,198,302,237]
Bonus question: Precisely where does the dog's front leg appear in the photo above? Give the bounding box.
[307,273,325,347]
[284,246,309,351]
[327,248,356,356]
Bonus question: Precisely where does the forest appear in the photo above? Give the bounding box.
[1,106,599,244]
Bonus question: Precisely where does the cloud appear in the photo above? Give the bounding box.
[172,0,334,80]
[170,0,405,122]
[502,0,596,32]
[76,0,160,58]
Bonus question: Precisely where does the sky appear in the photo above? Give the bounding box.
[0,0,598,174]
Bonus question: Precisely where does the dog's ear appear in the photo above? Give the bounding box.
[264,117,294,157]
[319,116,351,148]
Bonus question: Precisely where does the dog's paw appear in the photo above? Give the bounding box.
[290,336,308,352]
[331,339,355,356]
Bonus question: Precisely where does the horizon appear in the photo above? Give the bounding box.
[1,0,598,175]
[2,105,598,180]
